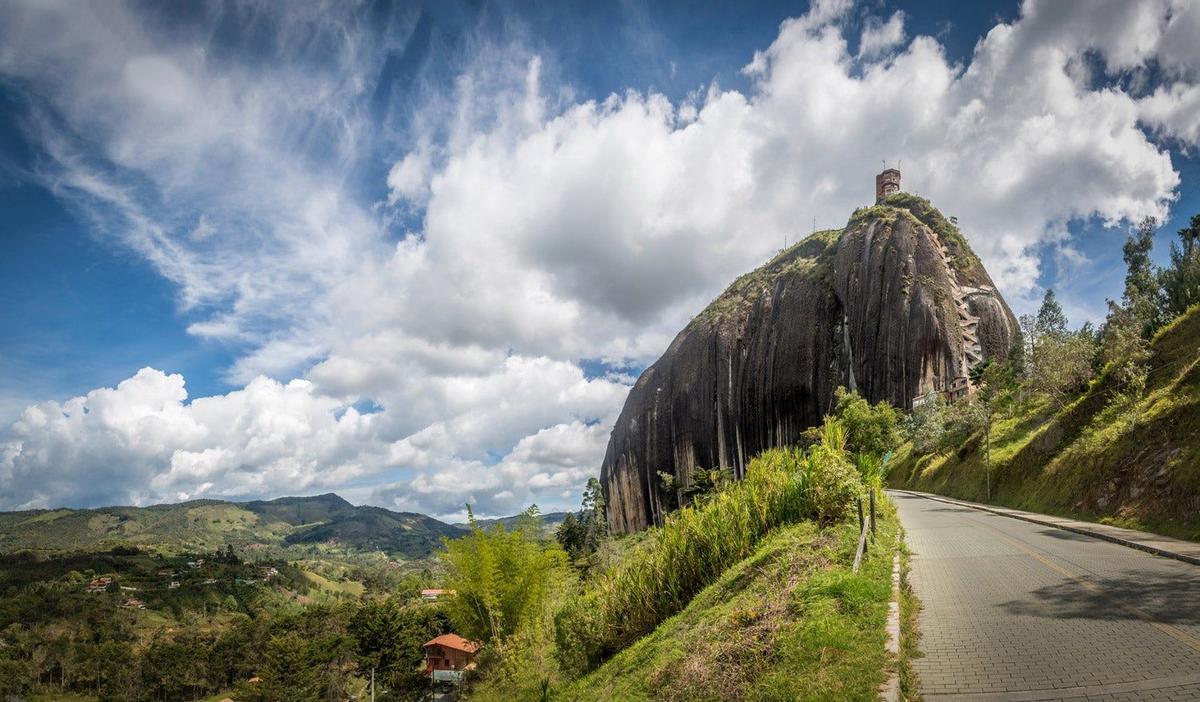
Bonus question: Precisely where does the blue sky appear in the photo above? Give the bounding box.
[1,0,1198,516]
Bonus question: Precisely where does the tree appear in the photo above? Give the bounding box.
[1034,289,1068,339]
[441,506,569,643]
[555,512,585,556]
[1098,300,1151,407]
[350,599,448,701]
[239,633,323,702]
[1026,331,1096,406]
[904,394,945,454]
[1118,215,1169,335]
[831,386,901,458]
[578,478,608,553]
[1160,213,1200,319]
[557,478,610,561]
[1123,216,1159,316]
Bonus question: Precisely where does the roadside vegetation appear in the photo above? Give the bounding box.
[891,214,1200,541]
[562,509,899,701]
[441,393,904,701]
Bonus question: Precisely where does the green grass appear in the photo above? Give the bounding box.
[554,442,862,673]
[299,568,366,597]
[891,304,1200,542]
[557,501,900,701]
[897,539,923,702]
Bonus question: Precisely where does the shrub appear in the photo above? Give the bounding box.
[806,419,864,523]
[441,508,570,643]
[904,394,946,454]
[553,422,863,674]
[831,387,902,458]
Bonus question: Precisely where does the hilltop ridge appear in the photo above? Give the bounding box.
[0,493,466,558]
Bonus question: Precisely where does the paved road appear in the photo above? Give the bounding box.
[892,491,1200,701]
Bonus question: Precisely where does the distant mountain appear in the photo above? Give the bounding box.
[463,511,571,536]
[0,493,468,559]
[283,505,467,555]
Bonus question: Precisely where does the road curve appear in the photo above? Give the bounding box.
[892,490,1200,701]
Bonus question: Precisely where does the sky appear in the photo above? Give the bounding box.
[1,0,1198,519]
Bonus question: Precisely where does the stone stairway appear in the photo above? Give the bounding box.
[937,243,984,382]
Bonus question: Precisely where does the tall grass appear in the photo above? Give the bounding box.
[554,419,863,674]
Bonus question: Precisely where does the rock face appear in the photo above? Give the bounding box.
[601,194,1018,533]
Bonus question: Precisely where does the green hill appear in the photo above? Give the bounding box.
[283,505,466,555]
[460,511,570,536]
[0,494,469,559]
[890,304,1200,540]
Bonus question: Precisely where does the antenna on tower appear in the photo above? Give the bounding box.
[812,216,816,234]
[897,159,902,171]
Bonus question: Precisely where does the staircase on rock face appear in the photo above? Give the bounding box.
[935,238,987,390]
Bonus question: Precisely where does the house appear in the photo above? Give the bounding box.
[423,633,479,681]
[86,576,114,593]
[169,581,180,589]
[421,588,455,601]
[121,597,146,609]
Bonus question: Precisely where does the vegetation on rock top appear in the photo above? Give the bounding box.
[697,227,841,324]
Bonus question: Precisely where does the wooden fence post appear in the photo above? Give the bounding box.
[870,489,876,538]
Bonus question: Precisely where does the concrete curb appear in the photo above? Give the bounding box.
[889,490,1200,567]
[879,547,901,702]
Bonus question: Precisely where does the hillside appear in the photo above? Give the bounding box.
[0,493,468,559]
[461,511,570,535]
[601,191,1017,533]
[890,304,1200,540]
[558,512,900,701]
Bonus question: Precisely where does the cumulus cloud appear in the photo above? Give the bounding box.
[1,363,624,514]
[1,368,378,509]
[858,11,906,59]
[1,0,1198,514]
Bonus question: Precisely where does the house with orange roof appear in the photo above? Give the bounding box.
[423,633,480,682]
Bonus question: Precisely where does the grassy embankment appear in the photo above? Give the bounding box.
[559,502,900,701]
[466,431,903,702]
[890,304,1200,541]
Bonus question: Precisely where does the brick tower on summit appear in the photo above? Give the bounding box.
[875,168,901,202]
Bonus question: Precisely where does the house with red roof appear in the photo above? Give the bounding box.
[423,633,480,681]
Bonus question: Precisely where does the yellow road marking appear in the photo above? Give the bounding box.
[978,519,1200,654]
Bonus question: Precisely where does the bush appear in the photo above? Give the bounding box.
[553,421,863,674]
[904,394,946,454]
[831,387,902,458]
[441,507,569,643]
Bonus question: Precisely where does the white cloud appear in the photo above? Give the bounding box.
[1,0,1198,514]
[0,364,625,515]
[1139,83,1200,147]
[858,11,906,59]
